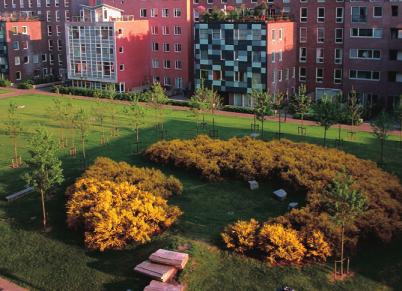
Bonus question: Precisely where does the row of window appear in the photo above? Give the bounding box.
[152,76,183,88]
[298,68,402,84]
[1,0,69,9]
[14,66,55,81]
[139,8,182,18]
[151,42,183,53]
[151,59,183,70]
[14,53,62,65]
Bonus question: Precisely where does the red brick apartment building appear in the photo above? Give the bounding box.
[193,0,402,111]
[0,18,47,82]
[86,0,193,92]
[0,0,86,82]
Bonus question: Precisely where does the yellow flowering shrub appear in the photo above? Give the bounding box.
[303,229,332,262]
[81,157,183,198]
[221,219,260,254]
[146,135,402,250]
[66,178,182,251]
[258,223,306,264]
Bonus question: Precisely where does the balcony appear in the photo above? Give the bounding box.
[71,15,135,23]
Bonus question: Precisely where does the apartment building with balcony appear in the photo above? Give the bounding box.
[0,18,48,82]
[193,0,402,111]
[343,1,402,114]
[65,4,150,92]
[194,18,296,106]
[0,0,87,81]
[88,0,193,92]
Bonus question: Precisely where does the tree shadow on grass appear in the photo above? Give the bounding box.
[1,118,401,290]
[0,267,42,290]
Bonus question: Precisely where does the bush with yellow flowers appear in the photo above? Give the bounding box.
[258,223,306,264]
[221,219,331,264]
[221,219,260,255]
[66,178,182,251]
[146,135,402,255]
[81,157,183,198]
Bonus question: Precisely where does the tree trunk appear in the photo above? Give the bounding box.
[13,135,18,165]
[136,124,139,142]
[40,189,47,231]
[380,138,384,164]
[261,119,264,139]
[340,224,345,276]
[81,134,86,167]
[278,111,281,140]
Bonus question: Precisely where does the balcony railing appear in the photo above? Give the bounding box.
[71,15,135,23]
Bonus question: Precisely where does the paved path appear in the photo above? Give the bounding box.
[1,87,401,136]
[0,277,28,291]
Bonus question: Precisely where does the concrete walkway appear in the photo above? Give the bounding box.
[0,277,28,291]
[1,87,400,136]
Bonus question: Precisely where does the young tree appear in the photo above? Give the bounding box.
[272,92,285,140]
[92,98,107,144]
[250,89,272,139]
[73,108,91,167]
[190,83,210,131]
[326,175,367,277]
[147,82,168,132]
[204,87,221,137]
[292,84,311,135]
[50,97,73,148]
[24,129,64,231]
[314,95,338,147]
[5,102,23,168]
[334,95,348,146]
[123,94,145,152]
[395,97,402,149]
[370,111,393,164]
[347,89,363,139]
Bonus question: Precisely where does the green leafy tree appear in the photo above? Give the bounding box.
[5,102,23,167]
[147,82,168,130]
[190,82,210,128]
[347,89,363,128]
[73,108,91,167]
[334,95,348,145]
[272,92,285,140]
[370,111,393,164]
[250,89,272,138]
[314,95,338,146]
[50,97,73,148]
[395,97,402,148]
[92,98,107,144]
[123,94,145,149]
[326,174,367,277]
[292,85,311,132]
[24,129,64,231]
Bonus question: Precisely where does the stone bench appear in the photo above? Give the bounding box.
[144,280,184,291]
[273,189,287,200]
[5,187,34,202]
[149,249,189,270]
[134,261,177,283]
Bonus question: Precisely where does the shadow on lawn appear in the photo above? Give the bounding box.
[1,118,401,290]
[0,267,41,290]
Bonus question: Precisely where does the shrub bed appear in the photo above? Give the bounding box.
[66,157,183,251]
[0,79,11,87]
[145,135,402,255]
[16,80,33,89]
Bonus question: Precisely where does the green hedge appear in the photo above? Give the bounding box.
[17,80,34,89]
[0,79,11,87]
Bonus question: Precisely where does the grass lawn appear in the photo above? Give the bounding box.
[0,94,401,291]
[0,88,11,94]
